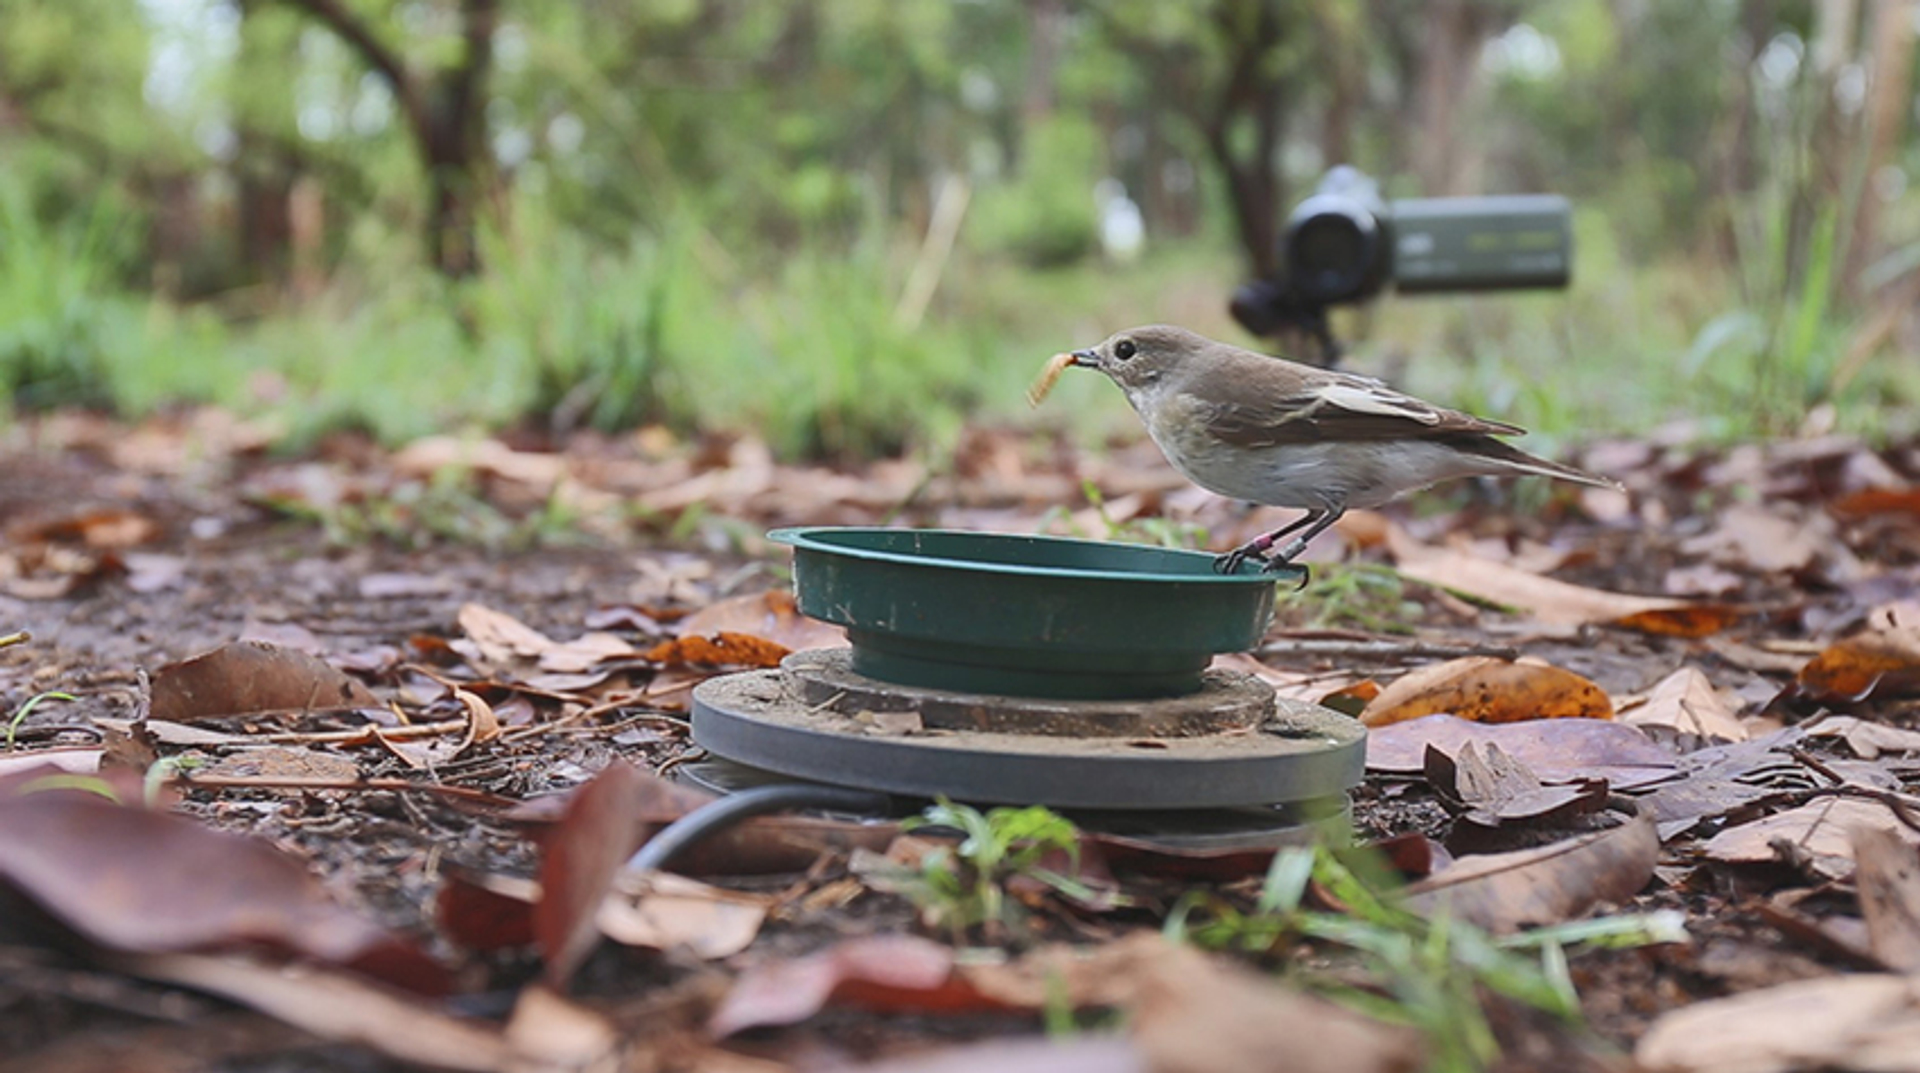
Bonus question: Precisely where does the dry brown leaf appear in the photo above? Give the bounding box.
[848,1037,1147,1073]
[1808,716,1920,759]
[537,632,642,673]
[1636,973,1920,1073]
[646,631,790,669]
[675,589,846,653]
[458,603,559,664]
[1702,797,1920,880]
[709,935,983,1037]
[1360,656,1613,728]
[599,872,771,959]
[436,870,539,952]
[392,435,567,488]
[1779,626,1920,707]
[0,786,447,992]
[534,761,659,988]
[1680,502,1824,574]
[1365,714,1677,788]
[149,641,379,723]
[1619,667,1747,742]
[1115,936,1423,1073]
[455,687,501,747]
[1403,810,1659,932]
[711,932,1421,1073]
[0,747,104,780]
[123,953,511,1073]
[1856,824,1920,974]
[1386,525,1691,626]
[1426,742,1608,831]
[502,984,621,1072]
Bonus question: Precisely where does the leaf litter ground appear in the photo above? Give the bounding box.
[3,410,1920,1071]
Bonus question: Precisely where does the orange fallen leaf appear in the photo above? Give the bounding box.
[1360,657,1613,728]
[646,631,790,669]
[1779,625,1920,708]
[1831,487,1920,518]
[1611,604,1745,638]
[17,507,163,549]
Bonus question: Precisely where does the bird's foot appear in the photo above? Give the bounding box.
[1213,546,1267,575]
[1262,559,1310,590]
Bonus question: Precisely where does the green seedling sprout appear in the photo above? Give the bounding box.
[6,691,77,751]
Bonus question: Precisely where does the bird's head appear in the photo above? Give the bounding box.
[1069,325,1208,393]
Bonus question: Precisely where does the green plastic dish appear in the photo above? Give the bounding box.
[769,527,1277,699]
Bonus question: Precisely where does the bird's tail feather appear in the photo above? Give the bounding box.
[1473,439,1624,491]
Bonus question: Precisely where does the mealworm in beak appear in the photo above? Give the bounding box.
[1027,352,1076,407]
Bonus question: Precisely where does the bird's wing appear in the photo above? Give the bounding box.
[1203,369,1527,447]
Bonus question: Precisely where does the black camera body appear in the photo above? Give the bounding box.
[1231,166,1573,362]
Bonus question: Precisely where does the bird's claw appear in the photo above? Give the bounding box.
[1213,547,1266,575]
[1262,559,1311,590]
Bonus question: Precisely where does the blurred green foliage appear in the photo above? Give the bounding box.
[0,0,1915,454]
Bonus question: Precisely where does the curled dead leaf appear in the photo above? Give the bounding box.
[1618,666,1747,743]
[1777,626,1920,709]
[1360,656,1613,728]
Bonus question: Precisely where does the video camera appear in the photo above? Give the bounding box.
[1230,166,1573,364]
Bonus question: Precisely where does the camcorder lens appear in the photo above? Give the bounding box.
[1294,217,1365,295]
[1289,212,1379,303]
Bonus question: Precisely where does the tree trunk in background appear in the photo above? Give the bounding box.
[1316,3,1365,169]
[1023,0,1066,122]
[1411,0,1501,195]
[1202,0,1291,279]
[1845,0,1917,294]
[234,0,299,288]
[279,0,498,277]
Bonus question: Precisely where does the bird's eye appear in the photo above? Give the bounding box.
[1113,339,1137,360]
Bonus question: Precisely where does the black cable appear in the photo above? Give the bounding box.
[626,783,893,873]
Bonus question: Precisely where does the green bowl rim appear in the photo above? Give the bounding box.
[768,526,1274,586]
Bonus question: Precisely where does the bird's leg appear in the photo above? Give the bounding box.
[1263,508,1346,570]
[1214,511,1321,575]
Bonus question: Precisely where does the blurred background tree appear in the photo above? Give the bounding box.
[1,0,1915,453]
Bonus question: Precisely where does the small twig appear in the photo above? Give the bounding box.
[1794,783,1920,835]
[1787,745,1846,786]
[655,748,706,779]
[169,772,519,808]
[498,697,686,743]
[1257,638,1522,662]
[253,718,470,745]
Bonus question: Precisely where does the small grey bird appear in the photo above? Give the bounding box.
[1065,325,1621,577]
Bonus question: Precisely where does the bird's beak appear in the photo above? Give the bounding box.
[1068,348,1098,367]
